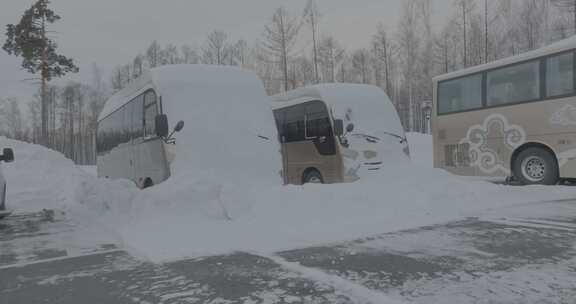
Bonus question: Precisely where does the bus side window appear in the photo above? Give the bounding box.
[273,109,286,141]
[131,95,144,139]
[546,52,574,98]
[144,91,158,137]
[284,105,305,142]
[305,101,331,139]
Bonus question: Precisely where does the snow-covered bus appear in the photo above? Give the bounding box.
[97,65,280,188]
[271,84,409,185]
[433,36,576,185]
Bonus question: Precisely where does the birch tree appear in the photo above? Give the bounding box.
[202,30,229,65]
[262,7,300,91]
[318,36,344,83]
[303,0,321,83]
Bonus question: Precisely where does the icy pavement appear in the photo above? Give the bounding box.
[1,200,575,304]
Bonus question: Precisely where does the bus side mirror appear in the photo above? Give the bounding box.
[155,114,169,138]
[346,123,355,133]
[334,119,344,136]
[174,120,184,133]
[0,148,14,163]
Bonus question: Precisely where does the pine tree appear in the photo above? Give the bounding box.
[3,0,79,146]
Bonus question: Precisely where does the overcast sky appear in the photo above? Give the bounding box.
[0,0,452,102]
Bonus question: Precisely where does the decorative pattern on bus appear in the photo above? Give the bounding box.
[551,104,576,126]
[459,114,526,175]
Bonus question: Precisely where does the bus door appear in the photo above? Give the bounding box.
[304,101,339,181]
[274,109,289,184]
[139,90,170,186]
[128,95,144,183]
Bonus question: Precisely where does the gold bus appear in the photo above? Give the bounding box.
[271,84,409,185]
[433,37,576,185]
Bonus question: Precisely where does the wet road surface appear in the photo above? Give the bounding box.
[1,200,575,303]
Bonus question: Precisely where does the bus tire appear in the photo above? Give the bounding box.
[303,169,323,185]
[143,178,154,189]
[513,147,559,185]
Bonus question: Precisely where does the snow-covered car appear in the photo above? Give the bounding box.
[0,147,15,219]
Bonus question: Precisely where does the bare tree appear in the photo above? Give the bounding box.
[28,98,41,143]
[181,45,199,64]
[202,30,229,65]
[146,40,162,68]
[163,44,180,65]
[132,55,144,79]
[262,7,300,91]
[351,49,370,84]
[318,36,344,83]
[454,0,477,67]
[519,0,547,51]
[0,98,23,139]
[303,0,321,83]
[552,0,576,34]
[397,0,421,131]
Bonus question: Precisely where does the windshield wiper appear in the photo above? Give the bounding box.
[352,132,407,144]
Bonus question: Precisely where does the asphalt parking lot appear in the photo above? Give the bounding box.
[1,200,576,304]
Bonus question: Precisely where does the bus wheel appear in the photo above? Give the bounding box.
[143,178,154,189]
[303,170,323,184]
[513,147,559,185]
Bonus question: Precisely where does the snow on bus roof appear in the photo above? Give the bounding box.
[270,83,385,109]
[98,72,153,121]
[98,64,261,121]
[270,83,404,137]
[433,35,576,82]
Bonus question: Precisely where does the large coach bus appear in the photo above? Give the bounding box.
[97,65,280,188]
[433,36,576,185]
[271,84,409,185]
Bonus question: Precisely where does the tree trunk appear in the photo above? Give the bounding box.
[311,15,319,83]
[41,15,48,147]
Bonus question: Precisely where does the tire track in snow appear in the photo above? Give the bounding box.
[262,253,408,304]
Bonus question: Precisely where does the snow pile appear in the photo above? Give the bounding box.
[152,65,281,184]
[406,132,433,167]
[0,137,90,213]
[112,162,576,262]
[4,133,576,264]
[0,136,139,223]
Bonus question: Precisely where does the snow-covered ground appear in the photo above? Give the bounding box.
[406,132,433,167]
[2,135,576,264]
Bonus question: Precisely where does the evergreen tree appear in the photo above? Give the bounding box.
[3,0,79,146]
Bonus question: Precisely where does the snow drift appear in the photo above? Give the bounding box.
[4,132,576,263]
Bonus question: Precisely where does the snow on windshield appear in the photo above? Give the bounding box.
[317,85,404,139]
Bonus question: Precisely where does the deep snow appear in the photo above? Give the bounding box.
[406,132,433,167]
[2,135,576,263]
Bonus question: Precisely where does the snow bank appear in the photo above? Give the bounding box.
[5,136,576,264]
[0,137,139,221]
[0,137,89,213]
[153,65,281,185]
[407,132,433,167]
[113,163,576,262]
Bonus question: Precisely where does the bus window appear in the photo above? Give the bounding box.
[96,119,109,155]
[305,101,331,139]
[131,95,144,139]
[438,74,482,114]
[487,60,540,106]
[144,90,158,137]
[284,105,305,142]
[546,52,574,98]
